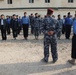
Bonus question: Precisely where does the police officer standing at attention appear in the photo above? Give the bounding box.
[22,12,30,40]
[30,13,34,34]
[6,15,11,35]
[33,13,40,40]
[0,14,7,40]
[41,8,59,63]
[57,14,63,40]
[18,16,22,34]
[11,14,19,40]
[65,12,73,39]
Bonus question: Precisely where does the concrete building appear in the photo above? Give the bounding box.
[0,0,76,17]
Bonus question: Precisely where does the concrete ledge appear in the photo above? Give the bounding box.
[0,7,76,10]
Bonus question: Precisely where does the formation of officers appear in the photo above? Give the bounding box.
[0,8,76,65]
[0,12,43,40]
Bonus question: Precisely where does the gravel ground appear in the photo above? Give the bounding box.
[0,33,75,75]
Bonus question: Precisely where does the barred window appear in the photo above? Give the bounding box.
[29,0,34,3]
[45,0,50,3]
[68,0,73,3]
[8,0,12,4]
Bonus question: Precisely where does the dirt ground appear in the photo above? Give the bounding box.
[0,33,75,75]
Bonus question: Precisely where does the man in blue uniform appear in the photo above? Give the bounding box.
[57,14,63,39]
[22,12,30,40]
[41,8,59,63]
[33,13,40,40]
[65,12,73,39]
[68,14,76,65]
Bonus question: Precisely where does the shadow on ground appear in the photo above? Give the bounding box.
[0,60,74,75]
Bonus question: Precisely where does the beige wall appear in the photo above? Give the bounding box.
[0,0,63,8]
[0,0,76,18]
[61,0,76,7]
[0,9,75,19]
[0,0,76,8]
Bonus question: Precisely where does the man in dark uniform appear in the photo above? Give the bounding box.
[6,15,11,35]
[38,15,43,34]
[41,8,59,63]
[30,13,34,34]
[18,16,22,34]
[57,14,63,39]
[62,15,66,34]
[68,14,76,65]
[11,14,19,40]
[33,13,40,40]
[0,14,7,40]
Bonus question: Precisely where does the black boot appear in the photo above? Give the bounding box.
[53,58,58,63]
[44,56,48,63]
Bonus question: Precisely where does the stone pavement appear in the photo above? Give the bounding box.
[0,33,75,75]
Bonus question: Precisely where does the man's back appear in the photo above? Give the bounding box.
[42,16,59,35]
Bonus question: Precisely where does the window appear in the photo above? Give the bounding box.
[68,0,73,3]
[8,0,12,4]
[29,0,34,3]
[45,0,50,3]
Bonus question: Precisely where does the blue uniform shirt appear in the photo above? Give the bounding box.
[22,16,30,25]
[57,19,63,29]
[65,17,73,25]
[6,18,11,24]
[33,17,40,28]
[73,18,76,34]
[18,18,22,26]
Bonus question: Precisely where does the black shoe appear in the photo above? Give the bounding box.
[36,38,38,40]
[14,37,16,40]
[66,38,69,39]
[2,38,7,40]
[53,59,58,63]
[58,37,60,40]
[68,60,75,65]
[44,57,48,63]
[25,37,28,40]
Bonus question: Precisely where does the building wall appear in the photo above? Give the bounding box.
[0,0,75,8]
[0,0,61,8]
[61,0,76,7]
[0,9,75,18]
[0,0,75,18]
